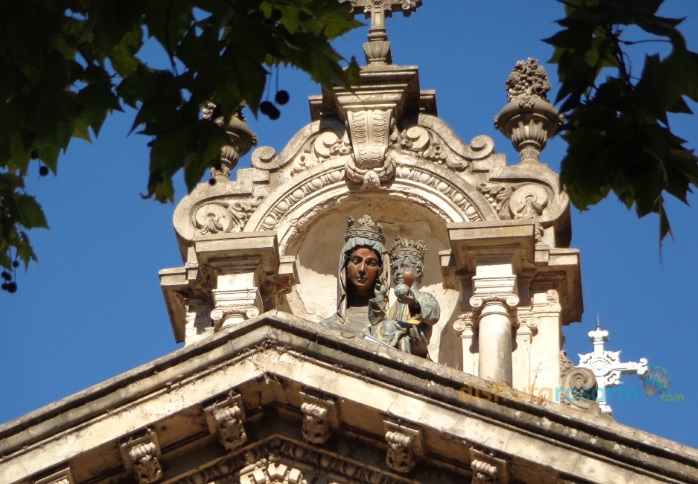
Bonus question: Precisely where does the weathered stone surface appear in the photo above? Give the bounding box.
[1,313,696,483]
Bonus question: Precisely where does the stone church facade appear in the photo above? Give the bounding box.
[2,2,697,483]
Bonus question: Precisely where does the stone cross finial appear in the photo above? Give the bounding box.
[577,317,648,415]
[344,0,422,64]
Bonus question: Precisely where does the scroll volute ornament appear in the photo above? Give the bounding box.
[494,59,563,164]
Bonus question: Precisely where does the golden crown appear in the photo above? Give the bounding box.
[389,235,427,260]
[345,214,385,244]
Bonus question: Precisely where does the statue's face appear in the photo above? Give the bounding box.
[347,247,380,293]
[391,256,421,286]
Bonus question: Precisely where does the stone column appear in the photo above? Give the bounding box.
[447,220,536,386]
[469,257,520,385]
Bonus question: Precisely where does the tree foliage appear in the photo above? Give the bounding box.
[546,0,698,242]
[1,0,697,293]
[0,0,360,291]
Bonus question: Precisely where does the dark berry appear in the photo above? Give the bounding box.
[39,165,49,176]
[1,283,7,291]
[1,271,10,281]
[12,261,19,268]
[208,178,217,186]
[260,101,274,115]
[267,104,281,120]
[6,282,17,293]
[275,90,290,105]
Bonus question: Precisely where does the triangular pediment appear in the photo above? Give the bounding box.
[2,313,697,483]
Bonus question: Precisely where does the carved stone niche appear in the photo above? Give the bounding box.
[120,429,164,484]
[299,391,339,445]
[384,421,424,473]
[205,392,248,452]
[469,448,509,484]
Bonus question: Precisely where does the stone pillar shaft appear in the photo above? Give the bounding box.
[477,302,513,384]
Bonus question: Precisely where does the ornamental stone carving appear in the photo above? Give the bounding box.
[193,200,255,235]
[345,0,423,65]
[205,392,248,451]
[121,430,163,484]
[384,421,423,473]
[344,109,397,188]
[495,59,563,164]
[240,463,306,484]
[469,449,508,484]
[559,351,602,414]
[291,131,351,175]
[177,437,411,484]
[299,392,338,445]
[202,103,258,180]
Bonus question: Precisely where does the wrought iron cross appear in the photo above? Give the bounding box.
[577,318,648,415]
[344,0,423,64]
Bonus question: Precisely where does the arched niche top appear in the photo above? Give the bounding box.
[244,157,498,254]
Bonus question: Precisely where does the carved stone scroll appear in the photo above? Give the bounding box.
[299,391,338,444]
[291,131,351,175]
[193,200,255,235]
[469,448,508,484]
[559,351,602,414]
[384,421,423,473]
[205,392,248,451]
[120,430,164,484]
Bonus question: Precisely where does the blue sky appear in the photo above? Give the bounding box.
[2,1,698,449]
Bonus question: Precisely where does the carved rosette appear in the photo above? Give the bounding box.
[193,201,255,235]
[121,431,163,484]
[205,392,248,451]
[300,392,338,445]
[494,59,563,163]
[384,421,423,473]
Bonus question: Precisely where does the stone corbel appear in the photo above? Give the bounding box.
[120,430,163,484]
[34,468,74,484]
[469,448,509,484]
[205,392,248,451]
[299,391,339,444]
[384,421,423,473]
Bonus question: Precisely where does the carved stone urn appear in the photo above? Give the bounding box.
[495,59,563,164]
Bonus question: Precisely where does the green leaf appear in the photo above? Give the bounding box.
[14,194,48,229]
